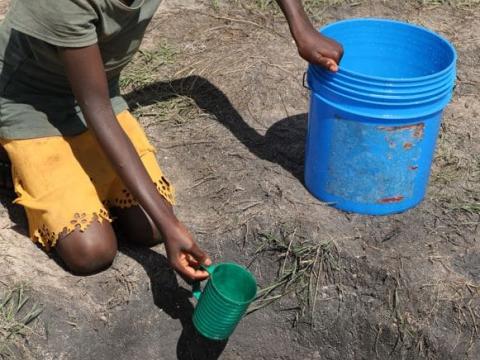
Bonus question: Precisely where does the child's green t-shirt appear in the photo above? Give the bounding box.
[0,0,162,139]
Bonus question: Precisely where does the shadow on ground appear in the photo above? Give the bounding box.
[125,75,308,182]
[120,245,228,360]
[0,75,305,359]
[0,190,28,235]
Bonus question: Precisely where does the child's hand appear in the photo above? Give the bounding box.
[296,28,343,71]
[163,221,212,281]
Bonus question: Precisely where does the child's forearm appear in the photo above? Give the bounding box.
[275,0,343,71]
[275,0,315,43]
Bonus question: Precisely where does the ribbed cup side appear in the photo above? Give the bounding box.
[193,280,250,340]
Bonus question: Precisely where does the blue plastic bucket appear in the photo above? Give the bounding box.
[305,18,457,215]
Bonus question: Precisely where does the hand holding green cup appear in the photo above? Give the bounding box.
[192,263,257,340]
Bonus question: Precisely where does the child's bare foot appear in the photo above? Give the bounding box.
[0,146,13,191]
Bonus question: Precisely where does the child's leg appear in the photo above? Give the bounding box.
[1,134,118,275]
[55,220,117,275]
[112,205,162,247]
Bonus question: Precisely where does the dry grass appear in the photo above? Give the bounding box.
[120,42,176,90]
[131,95,200,129]
[221,0,480,14]
[119,40,203,129]
[0,284,42,358]
[221,0,363,19]
[431,119,480,216]
[416,280,480,356]
[419,0,480,6]
[248,231,340,321]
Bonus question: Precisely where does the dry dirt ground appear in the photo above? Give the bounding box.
[0,0,479,359]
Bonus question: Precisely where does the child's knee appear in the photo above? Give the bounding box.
[67,240,117,275]
[56,223,118,275]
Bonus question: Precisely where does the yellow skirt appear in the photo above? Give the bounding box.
[0,111,174,250]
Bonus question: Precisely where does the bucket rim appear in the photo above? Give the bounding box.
[309,63,456,90]
[312,76,455,102]
[316,81,453,107]
[309,66,455,98]
[317,17,457,83]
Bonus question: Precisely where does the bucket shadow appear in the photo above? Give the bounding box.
[121,245,228,360]
[124,76,308,182]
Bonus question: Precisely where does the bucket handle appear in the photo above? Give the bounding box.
[302,72,311,90]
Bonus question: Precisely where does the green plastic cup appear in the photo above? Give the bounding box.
[192,263,257,340]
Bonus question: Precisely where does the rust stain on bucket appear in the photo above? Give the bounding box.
[378,196,404,203]
[379,123,425,138]
[403,142,413,150]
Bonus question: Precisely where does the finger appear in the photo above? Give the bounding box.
[315,53,338,72]
[172,260,209,281]
[327,60,339,72]
[186,253,200,267]
[187,244,212,266]
[323,58,338,72]
[179,253,207,274]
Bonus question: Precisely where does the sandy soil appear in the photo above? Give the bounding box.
[0,0,478,359]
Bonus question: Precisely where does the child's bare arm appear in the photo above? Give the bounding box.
[59,44,211,281]
[275,0,343,71]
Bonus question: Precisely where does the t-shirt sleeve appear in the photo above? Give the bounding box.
[7,0,98,47]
